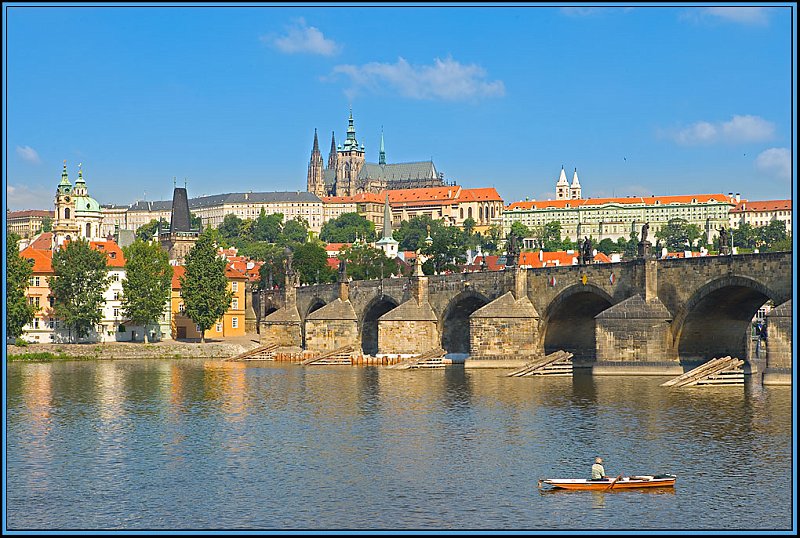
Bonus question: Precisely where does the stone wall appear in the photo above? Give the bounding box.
[378,319,438,354]
[305,319,359,352]
[764,300,792,386]
[469,292,539,358]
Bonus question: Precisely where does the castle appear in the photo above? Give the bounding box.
[306,110,447,197]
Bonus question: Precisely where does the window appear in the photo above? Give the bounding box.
[33,318,39,329]
[232,298,239,310]
[216,323,223,332]
[113,308,119,317]
[232,317,239,329]
[179,303,185,313]
[231,281,238,292]
[113,291,120,300]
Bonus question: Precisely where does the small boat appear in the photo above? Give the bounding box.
[538,474,677,491]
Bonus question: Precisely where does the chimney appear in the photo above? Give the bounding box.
[736,193,740,203]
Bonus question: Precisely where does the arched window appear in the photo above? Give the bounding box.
[460,208,464,219]
[468,207,473,219]
[479,206,483,221]
[491,206,495,218]
[86,223,91,237]
[64,208,70,220]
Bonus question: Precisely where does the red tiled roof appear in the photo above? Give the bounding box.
[506,193,737,211]
[325,243,351,251]
[730,199,791,213]
[89,240,126,267]
[19,247,54,273]
[458,188,503,202]
[28,232,53,250]
[171,265,186,289]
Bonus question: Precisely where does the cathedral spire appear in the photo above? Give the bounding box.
[312,128,320,154]
[328,130,337,169]
[379,127,386,165]
[382,193,392,239]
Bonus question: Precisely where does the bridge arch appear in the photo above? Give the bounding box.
[360,295,400,356]
[541,284,614,363]
[672,275,783,365]
[304,298,327,320]
[440,290,491,355]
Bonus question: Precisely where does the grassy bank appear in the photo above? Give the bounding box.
[7,352,88,362]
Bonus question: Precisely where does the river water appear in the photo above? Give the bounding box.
[5,359,794,532]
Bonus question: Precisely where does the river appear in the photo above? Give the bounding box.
[5,359,794,532]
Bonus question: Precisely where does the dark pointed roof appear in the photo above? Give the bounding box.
[169,187,192,232]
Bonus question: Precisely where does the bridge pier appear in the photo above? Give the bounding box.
[763,300,792,386]
[304,281,358,352]
[258,270,303,348]
[377,275,438,354]
[593,294,681,376]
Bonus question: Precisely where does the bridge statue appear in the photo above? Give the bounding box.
[641,222,650,243]
[505,234,518,267]
[582,236,593,264]
[638,222,652,258]
[719,226,730,256]
[338,258,347,282]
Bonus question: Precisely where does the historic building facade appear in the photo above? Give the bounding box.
[306,110,447,198]
[729,199,792,233]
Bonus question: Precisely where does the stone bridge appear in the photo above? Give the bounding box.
[257,252,792,384]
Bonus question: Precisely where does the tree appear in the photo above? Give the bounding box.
[280,217,310,246]
[509,221,531,242]
[340,243,399,281]
[218,213,245,242]
[252,209,283,243]
[756,220,788,251]
[51,238,110,342]
[190,212,203,231]
[320,212,376,243]
[656,218,703,251]
[6,233,36,340]
[121,240,173,343]
[294,242,336,284]
[41,216,53,233]
[596,238,618,255]
[136,218,168,242]
[257,245,289,290]
[180,230,233,343]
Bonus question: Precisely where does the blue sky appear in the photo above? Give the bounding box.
[4,3,796,211]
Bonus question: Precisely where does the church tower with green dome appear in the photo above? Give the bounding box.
[52,162,104,247]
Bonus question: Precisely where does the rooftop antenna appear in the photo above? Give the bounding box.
[173,176,177,189]
[184,177,187,189]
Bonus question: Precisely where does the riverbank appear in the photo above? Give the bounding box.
[6,336,263,362]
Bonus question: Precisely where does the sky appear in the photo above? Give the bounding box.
[3,3,797,212]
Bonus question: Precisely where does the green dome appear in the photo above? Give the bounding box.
[73,195,101,213]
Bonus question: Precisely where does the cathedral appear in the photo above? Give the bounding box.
[306,110,447,197]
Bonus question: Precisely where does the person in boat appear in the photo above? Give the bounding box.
[591,457,609,481]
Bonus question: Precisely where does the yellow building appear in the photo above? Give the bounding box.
[170,264,246,340]
[7,210,54,239]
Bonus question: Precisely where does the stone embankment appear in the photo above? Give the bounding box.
[6,337,263,361]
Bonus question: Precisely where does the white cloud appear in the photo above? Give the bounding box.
[331,56,505,102]
[7,183,52,210]
[703,7,770,25]
[266,18,339,56]
[670,115,775,145]
[755,147,791,181]
[16,145,41,164]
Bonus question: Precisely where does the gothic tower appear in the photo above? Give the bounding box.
[570,168,582,199]
[555,166,570,200]
[327,131,337,171]
[335,109,365,196]
[306,129,325,197]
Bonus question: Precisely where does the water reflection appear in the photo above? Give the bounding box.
[5,360,792,531]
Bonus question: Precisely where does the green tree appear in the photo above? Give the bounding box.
[596,238,618,255]
[656,218,703,251]
[340,243,399,280]
[257,245,289,290]
[180,230,233,343]
[41,216,53,233]
[51,238,110,342]
[190,212,203,231]
[121,240,173,343]
[393,215,438,251]
[294,242,337,284]
[252,209,283,243]
[136,218,168,242]
[509,221,531,242]
[218,213,245,242]
[280,217,310,246]
[479,224,503,254]
[6,233,37,340]
[756,220,788,251]
[320,212,376,243]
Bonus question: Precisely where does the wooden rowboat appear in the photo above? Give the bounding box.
[538,474,677,491]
